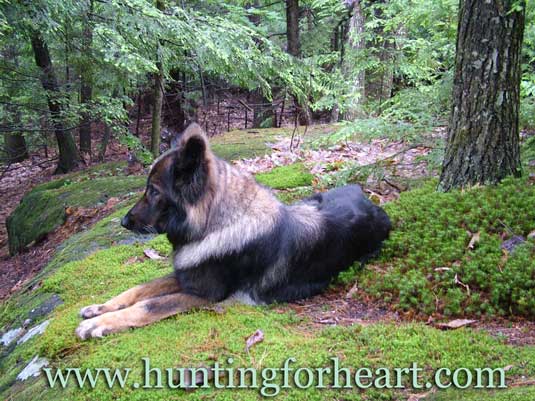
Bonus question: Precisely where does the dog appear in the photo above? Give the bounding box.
[76,123,391,339]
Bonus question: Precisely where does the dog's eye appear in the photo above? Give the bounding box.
[148,185,159,197]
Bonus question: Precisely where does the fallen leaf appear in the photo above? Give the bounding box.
[527,230,535,240]
[143,249,165,260]
[245,329,264,353]
[346,281,359,299]
[504,365,514,372]
[124,256,143,265]
[435,319,477,330]
[408,389,436,401]
[467,231,480,250]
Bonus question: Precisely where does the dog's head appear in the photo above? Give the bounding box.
[121,123,214,243]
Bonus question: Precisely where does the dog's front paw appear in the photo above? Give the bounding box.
[80,304,106,319]
[75,318,112,340]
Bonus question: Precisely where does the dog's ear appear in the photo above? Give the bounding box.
[172,123,209,176]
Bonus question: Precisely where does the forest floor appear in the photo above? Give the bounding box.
[1,124,535,401]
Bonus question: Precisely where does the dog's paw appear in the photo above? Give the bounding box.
[80,304,105,319]
[75,318,113,340]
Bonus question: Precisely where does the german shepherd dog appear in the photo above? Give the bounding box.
[76,124,391,339]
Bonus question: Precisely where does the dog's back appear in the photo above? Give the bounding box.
[254,185,391,303]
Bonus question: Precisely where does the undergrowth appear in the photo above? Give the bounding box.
[350,177,535,318]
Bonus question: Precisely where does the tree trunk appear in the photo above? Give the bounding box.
[248,1,275,128]
[343,0,366,120]
[79,0,94,157]
[151,65,164,157]
[4,131,28,163]
[438,0,525,191]
[30,33,79,173]
[3,44,28,163]
[286,0,311,126]
[286,0,300,57]
[151,0,165,157]
[364,0,394,107]
[98,124,111,161]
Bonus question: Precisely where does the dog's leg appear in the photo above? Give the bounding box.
[76,292,209,340]
[80,274,180,319]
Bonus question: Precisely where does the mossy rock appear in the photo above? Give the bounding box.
[255,163,314,190]
[7,175,145,255]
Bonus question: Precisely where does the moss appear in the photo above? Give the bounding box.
[210,125,337,161]
[275,186,316,204]
[6,173,145,255]
[255,163,313,190]
[3,244,535,401]
[0,204,155,330]
[353,177,535,318]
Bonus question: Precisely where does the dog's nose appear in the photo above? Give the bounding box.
[121,215,130,228]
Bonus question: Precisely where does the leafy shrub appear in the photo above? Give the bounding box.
[356,178,535,318]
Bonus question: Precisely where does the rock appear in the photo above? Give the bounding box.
[28,294,63,321]
[16,356,49,381]
[435,319,477,330]
[501,236,526,254]
[6,172,144,255]
[1,327,23,346]
[17,320,50,345]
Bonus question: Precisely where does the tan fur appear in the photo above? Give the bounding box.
[79,274,180,319]
[76,293,208,340]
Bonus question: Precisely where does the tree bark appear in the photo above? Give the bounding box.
[286,0,312,126]
[79,0,94,156]
[364,0,394,106]
[3,44,28,163]
[438,0,525,191]
[343,0,366,120]
[4,131,28,163]
[248,1,275,128]
[286,0,300,57]
[30,33,79,173]
[151,0,165,157]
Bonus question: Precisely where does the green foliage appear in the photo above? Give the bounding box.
[354,178,535,318]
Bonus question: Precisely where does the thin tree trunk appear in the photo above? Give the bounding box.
[79,0,94,157]
[364,0,394,107]
[248,1,275,128]
[3,44,28,163]
[30,32,79,173]
[286,0,311,126]
[98,124,111,161]
[343,0,366,120]
[439,0,525,191]
[151,0,165,157]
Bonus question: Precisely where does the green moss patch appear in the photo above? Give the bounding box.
[210,125,337,161]
[353,177,535,318]
[255,163,313,190]
[6,164,145,255]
